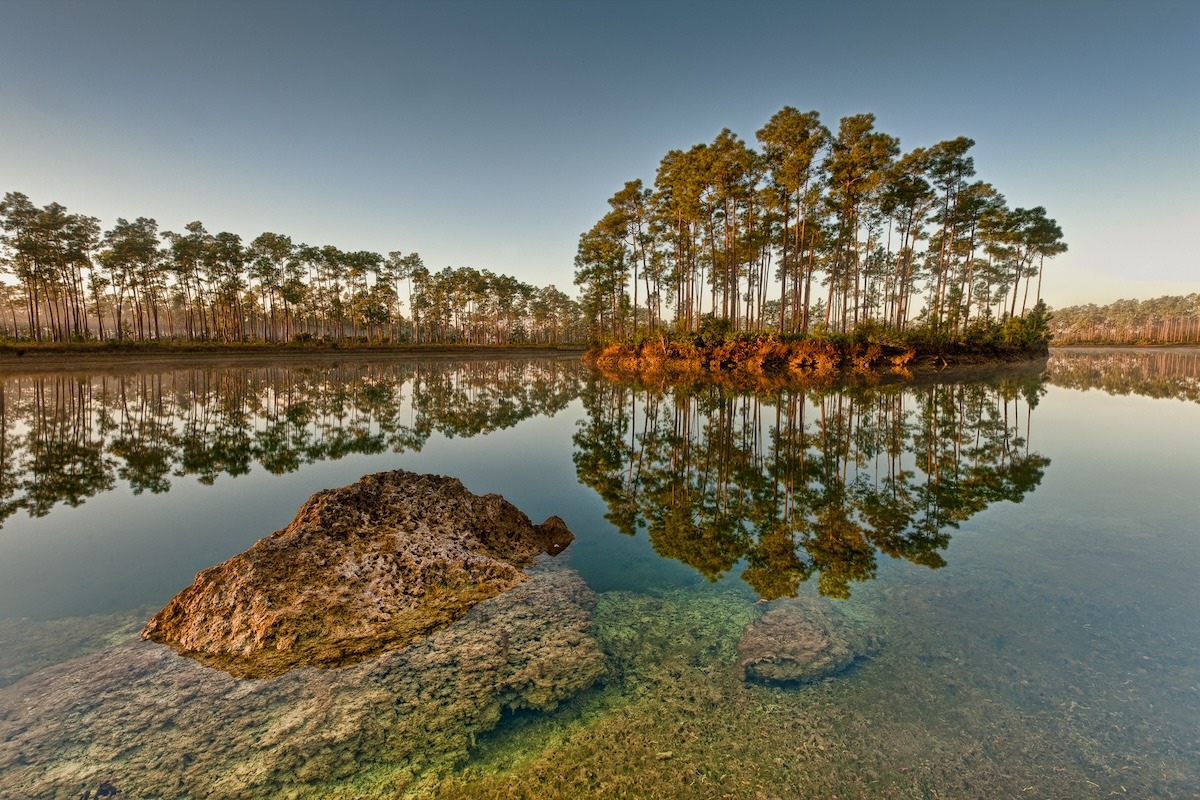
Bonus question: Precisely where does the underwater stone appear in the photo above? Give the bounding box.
[0,562,605,799]
[141,469,574,678]
[737,599,878,685]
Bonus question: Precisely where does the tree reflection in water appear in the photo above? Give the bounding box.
[1047,347,1200,403]
[573,376,1051,599]
[0,359,583,527]
[9,349,1186,596]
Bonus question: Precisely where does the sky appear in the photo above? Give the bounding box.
[1,0,1196,309]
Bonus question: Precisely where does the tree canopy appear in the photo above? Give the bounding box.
[574,107,1068,345]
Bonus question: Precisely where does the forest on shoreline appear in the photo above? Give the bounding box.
[1048,294,1200,345]
[0,191,587,346]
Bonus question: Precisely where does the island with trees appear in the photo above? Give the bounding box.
[573,106,1070,378]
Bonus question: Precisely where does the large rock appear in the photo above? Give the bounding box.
[0,562,605,800]
[142,469,574,678]
[737,599,879,685]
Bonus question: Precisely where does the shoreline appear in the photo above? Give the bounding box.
[0,343,587,372]
[4,341,1191,381]
[580,337,1050,387]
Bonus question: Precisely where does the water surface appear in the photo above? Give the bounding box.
[0,348,1197,798]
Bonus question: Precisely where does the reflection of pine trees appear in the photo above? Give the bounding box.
[574,376,1050,599]
[22,377,116,517]
[1047,349,1200,404]
[0,360,584,526]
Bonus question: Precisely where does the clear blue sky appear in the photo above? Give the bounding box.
[2,0,1196,308]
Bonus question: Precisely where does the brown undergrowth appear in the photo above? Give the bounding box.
[583,336,1049,390]
[583,337,918,390]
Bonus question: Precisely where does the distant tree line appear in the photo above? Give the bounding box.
[0,191,586,345]
[1048,294,1200,345]
[574,107,1067,344]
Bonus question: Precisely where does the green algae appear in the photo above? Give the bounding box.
[400,570,1196,799]
[0,608,149,687]
[4,551,1199,799]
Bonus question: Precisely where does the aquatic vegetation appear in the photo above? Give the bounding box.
[420,570,1200,799]
[0,563,605,799]
[0,610,147,687]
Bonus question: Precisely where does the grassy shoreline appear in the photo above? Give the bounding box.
[0,341,587,370]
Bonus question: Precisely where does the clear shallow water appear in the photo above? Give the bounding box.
[0,349,1197,798]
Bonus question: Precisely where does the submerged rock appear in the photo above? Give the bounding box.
[142,469,574,678]
[0,562,605,800]
[737,599,879,685]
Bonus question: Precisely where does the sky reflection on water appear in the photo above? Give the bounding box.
[0,349,1197,798]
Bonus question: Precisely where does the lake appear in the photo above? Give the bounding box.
[0,348,1197,799]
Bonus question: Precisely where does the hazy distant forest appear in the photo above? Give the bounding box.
[1048,295,1200,345]
[0,191,586,345]
[574,107,1070,345]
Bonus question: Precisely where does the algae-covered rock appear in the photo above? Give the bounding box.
[0,611,146,688]
[0,562,605,800]
[142,469,573,678]
[737,598,879,685]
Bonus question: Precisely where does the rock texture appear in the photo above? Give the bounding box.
[0,562,605,800]
[737,599,879,685]
[142,469,575,678]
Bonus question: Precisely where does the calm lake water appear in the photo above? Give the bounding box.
[0,348,1197,799]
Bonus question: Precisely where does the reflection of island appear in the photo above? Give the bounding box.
[0,359,583,526]
[574,376,1049,599]
[1047,347,1200,404]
